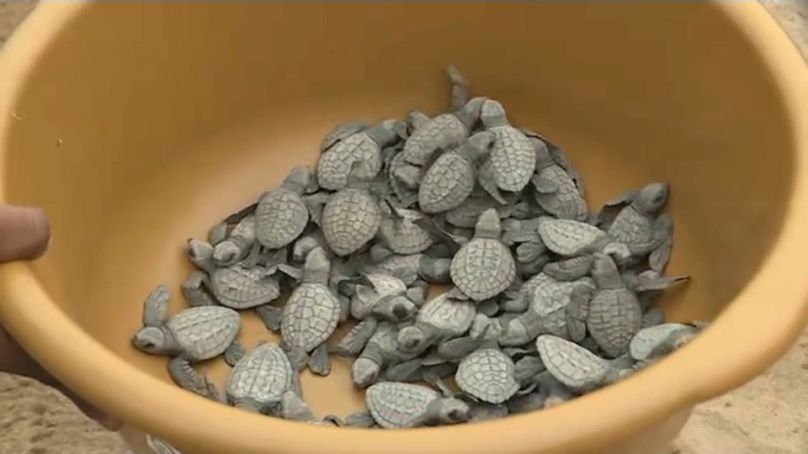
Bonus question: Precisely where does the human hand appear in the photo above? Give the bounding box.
[0,204,120,429]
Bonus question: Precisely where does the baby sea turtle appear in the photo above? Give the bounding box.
[396,292,477,355]
[597,182,672,272]
[450,208,516,301]
[317,120,403,191]
[530,136,587,221]
[187,239,282,310]
[351,321,420,388]
[321,164,382,256]
[377,201,435,255]
[480,99,536,193]
[225,342,298,414]
[418,132,494,214]
[133,285,239,399]
[255,166,311,249]
[365,382,471,428]
[281,247,341,375]
[584,253,643,358]
[401,67,484,166]
[350,273,418,322]
[499,273,596,346]
[455,348,520,404]
[537,217,630,260]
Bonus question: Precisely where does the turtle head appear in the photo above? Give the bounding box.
[635,182,669,214]
[396,325,428,354]
[302,247,331,284]
[456,96,488,128]
[212,240,242,266]
[388,296,417,322]
[433,398,471,425]
[132,327,170,355]
[351,357,381,389]
[187,238,214,272]
[474,208,502,239]
[480,99,508,128]
[591,252,622,289]
[283,166,312,195]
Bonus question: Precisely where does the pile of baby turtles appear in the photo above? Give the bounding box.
[133,66,703,432]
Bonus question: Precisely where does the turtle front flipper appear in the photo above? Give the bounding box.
[543,255,594,282]
[143,285,170,327]
[436,324,490,361]
[565,284,594,342]
[181,272,216,307]
[447,65,470,111]
[308,343,331,376]
[168,357,221,402]
[385,358,423,382]
[280,390,316,422]
[477,159,508,205]
[255,305,283,333]
[633,270,689,293]
[344,411,376,428]
[649,213,674,272]
[223,341,245,367]
[332,318,379,357]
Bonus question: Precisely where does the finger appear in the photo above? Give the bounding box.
[0,205,50,261]
[0,326,120,429]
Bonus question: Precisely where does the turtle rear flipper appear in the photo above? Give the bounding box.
[168,357,221,402]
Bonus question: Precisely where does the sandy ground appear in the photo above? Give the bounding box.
[0,1,806,453]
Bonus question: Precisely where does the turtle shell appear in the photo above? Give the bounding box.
[537,217,607,256]
[388,153,418,208]
[317,133,382,190]
[379,209,434,255]
[402,113,468,165]
[587,288,642,358]
[418,151,475,213]
[534,165,588,221]
[450,238,516,301]
[255,187,309,249]
[210,265,281,309]
[321,188,381,256]
[536,335,608,393]
[226,343,294,408]
[417,293,476,337]
[167,306,240,361]
[629,323,692,361]
[366,382,440,429]
[281,283,341,353]
[607,206,654,246]
[489,126,535,192]
[320,122,367,152]
[455,349,519,404]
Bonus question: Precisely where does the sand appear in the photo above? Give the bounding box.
[0,1,806,453]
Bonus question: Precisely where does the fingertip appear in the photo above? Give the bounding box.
[0,204,51,261]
